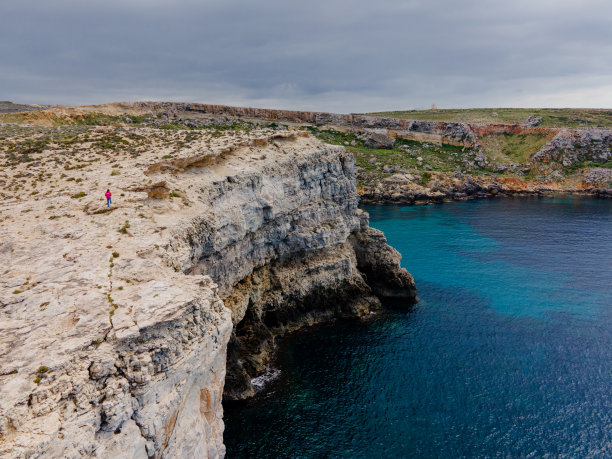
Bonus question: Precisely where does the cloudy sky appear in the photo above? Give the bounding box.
[2,0,612,112]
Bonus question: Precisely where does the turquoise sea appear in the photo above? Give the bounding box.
[224,196,612,457]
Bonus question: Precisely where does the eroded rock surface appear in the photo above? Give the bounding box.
[532,128,612,167]
[365,133,395,149]
[0,120,415,457]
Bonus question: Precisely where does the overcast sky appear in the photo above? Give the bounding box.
[2,0,612,112]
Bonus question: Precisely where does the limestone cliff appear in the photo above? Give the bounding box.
[157,131,416,401]
[0,123,415,457]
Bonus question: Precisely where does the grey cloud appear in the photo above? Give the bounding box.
[1,0,612,111]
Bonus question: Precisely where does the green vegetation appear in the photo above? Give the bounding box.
[37,366,48,373]
[74,113,130,126]
[303,126,479,185]
[93,208,111,214]
[565,159,612,175]
[479,133,552,164]
[153,119,254,132]
[112,251,119,258]
[70,191,86,199]
[365,108,612,128]
[118,221,130,234]
[0,109,257,132]
[0,110,145,126]
[0,112,148,126]
[305,123,611,187]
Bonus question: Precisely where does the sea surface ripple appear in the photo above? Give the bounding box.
[224,196,612,458]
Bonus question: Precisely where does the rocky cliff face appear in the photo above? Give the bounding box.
[0,124,415,458]
[531,128,612,167]
[159,135,416,401]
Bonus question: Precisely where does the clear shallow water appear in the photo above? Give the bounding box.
[224,196,612,457]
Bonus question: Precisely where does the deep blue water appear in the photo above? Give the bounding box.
[224,196,612,457]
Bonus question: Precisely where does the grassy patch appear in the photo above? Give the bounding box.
[479,133,552,163]
[73,113,128,126]
[565,159,612,174]
[304,126,477,184]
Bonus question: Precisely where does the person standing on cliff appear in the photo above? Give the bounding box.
[105,189,112,208]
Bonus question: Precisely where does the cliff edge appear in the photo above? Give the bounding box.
[0,120,415,457]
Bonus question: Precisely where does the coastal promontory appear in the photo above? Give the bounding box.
[0,103,416,457]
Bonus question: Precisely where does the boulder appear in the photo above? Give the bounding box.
[495,164,508,173]
[525,115,543,127]
[365,133,395,150]
[381,173,412,185]
[383,165,401,173]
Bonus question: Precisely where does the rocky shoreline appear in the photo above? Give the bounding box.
[358,170,612,205]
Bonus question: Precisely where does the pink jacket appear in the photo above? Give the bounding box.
[105,191,111,199]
